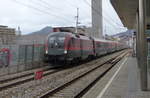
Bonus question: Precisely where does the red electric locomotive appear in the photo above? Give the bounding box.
[44,32,125,64]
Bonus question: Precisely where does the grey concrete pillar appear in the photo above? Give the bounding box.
[139,0,148,91]
[136,11,141,68]
[92,0,103,38]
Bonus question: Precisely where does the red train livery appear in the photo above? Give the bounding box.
[44,32,126,63]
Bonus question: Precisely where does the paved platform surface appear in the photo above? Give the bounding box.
[83,56,150,98]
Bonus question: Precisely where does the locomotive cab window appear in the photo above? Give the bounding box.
[58,37,65,42]
[49,37,55,43]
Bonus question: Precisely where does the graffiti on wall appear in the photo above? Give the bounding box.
[0,44,45,68]
[0,48,10,67]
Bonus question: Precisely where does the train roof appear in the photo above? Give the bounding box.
[93,38,118,43]
[48,32,70,35]
[47,32,119,44]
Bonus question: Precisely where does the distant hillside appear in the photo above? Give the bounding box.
[112,30,134,38]
[29,26,53,35]
[111,30,134,41]
[17,26,53,44]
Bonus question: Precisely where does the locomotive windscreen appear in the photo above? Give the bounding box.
[48,33,65,43]
[47,32,67,55]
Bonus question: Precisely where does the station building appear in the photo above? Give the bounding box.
[0,25,16,45]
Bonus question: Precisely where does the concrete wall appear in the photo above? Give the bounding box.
[92,0,103,38]
[0,44,45,76]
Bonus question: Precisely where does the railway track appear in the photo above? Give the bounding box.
[39,51,128,98]
[0,50,128,98]
[0,50,124,91]
[0,65,51,83]
[0,67,61,91]
[0,57,105,92]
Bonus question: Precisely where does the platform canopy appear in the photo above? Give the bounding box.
[110,0,138,29]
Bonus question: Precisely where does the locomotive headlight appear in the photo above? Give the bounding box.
[45,50,48,54]
[64,50,67,54]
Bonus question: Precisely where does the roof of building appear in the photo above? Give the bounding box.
[0,25,8,28]
[110,0,138,29]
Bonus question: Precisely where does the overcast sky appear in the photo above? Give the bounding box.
[0,0,127,35]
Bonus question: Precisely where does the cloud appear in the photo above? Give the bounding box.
[0,0,125,35]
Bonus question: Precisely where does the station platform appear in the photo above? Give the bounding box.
[83,55,150,98]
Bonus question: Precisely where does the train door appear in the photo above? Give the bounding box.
[73,34,82,60]
[80,37,88,60]
[72,37,81,58]
[76,38,82,58]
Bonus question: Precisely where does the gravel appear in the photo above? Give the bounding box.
[0,51,124,98]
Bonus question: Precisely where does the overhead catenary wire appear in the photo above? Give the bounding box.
[37,0,85,25]
[10,0,126,33]
[65,0,124,30]
[84,0,115,28]
[10,0,92,28]
[10,0,74,23]
[103,9,123,28]
[37,0,63,11]
[93,0,124,27]
[64,0,90,18]
[65,0,87,10]
[83,0,125,29]
[30,0,75,22]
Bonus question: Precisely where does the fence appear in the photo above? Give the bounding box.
[0,44,45,76]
